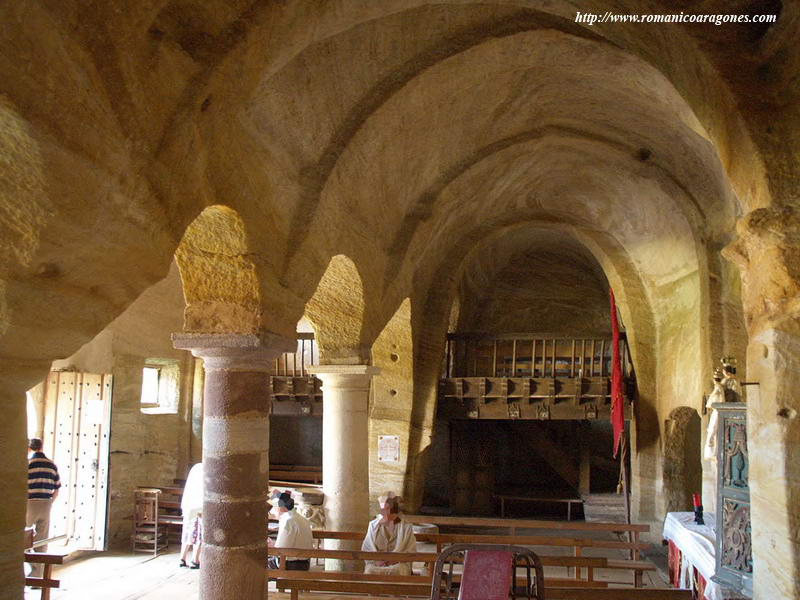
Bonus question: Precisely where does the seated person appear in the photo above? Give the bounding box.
[267,491,314,571]
[361,492,417,575]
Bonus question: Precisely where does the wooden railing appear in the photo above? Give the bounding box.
[274,332,318,376]
[444,333,633,379]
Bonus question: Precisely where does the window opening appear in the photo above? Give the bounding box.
[140,367,161,406]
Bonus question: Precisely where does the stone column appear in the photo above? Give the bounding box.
[307,365,379,571]
[723,207,800,600]
[0,359,50,600]
[174,333,293,600]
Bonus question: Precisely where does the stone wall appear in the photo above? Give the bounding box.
[50,262,197,548]
[368,299,415,508]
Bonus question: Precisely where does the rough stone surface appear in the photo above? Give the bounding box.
[662,407,703,514]
[369,299,415,507]
[2,2,800,597]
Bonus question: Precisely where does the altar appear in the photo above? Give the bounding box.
[663,511,722,600]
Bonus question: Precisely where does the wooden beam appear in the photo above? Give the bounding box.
[579,422,591,497]
[571,339,576,377]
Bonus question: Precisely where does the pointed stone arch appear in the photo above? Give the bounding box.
[174,205,262,334]
[303,254,368,364]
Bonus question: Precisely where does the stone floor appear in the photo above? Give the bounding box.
[29,531,670,599]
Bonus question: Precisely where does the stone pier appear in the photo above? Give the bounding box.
[308,365,379,571]
[174,333,293,600]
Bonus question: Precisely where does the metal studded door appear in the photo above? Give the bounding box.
[42,371,113,551]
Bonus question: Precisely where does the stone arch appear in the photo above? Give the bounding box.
[403,215,717,525]
[662,406,703,514]
[174,205,262,334]
[303,254,368,364]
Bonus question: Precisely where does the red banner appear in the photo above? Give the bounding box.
[610,289,625,458]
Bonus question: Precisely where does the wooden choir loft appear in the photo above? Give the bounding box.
[425,333,635,520]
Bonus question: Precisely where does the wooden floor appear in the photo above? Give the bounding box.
[31,529,669,600]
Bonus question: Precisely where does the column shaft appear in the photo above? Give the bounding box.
[174,333,293,600]
[202,366,270,599]
[309,365,378,571]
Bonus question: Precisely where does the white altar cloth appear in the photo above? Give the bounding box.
[662,511,722,600]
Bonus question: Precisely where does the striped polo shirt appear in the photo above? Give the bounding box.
[28,452,61,500]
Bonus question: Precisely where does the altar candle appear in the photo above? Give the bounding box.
[693,493,702,508]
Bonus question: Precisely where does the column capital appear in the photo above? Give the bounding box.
[172,331,295,370]
[306,365,381,387]
[307,364,380,389]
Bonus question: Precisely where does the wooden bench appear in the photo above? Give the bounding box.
[24,529,63,600]
[269,547,610,592]
[269,570,665,600]
[270,464,322,484]
[402,515,654,586]
[308,529,656,587]
[494,493,583,520]
[546,590,691,599]
[404,514,650,538]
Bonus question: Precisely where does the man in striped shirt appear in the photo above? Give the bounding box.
[27,438,60,577]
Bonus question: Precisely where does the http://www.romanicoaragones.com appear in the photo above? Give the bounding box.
[575,11,777,26]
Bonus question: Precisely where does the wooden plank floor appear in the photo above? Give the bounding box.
[30,527,668,599]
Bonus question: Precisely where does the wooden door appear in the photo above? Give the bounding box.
[42,371,113,550]
[450,421,495,515]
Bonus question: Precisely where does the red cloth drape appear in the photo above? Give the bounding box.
[696,570,708,600]
[610,289,625,457]
[668,540,682,588]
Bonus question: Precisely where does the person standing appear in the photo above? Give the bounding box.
[179,462,204,569]
[26,439,60,577]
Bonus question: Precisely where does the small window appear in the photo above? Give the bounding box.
[140,359,181,414]
[140,367,161,406]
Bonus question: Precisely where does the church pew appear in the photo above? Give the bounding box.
[272,571,686,600]
[269,547,609,588]
[24,529,63,600]
[269,463,322,484]
[24,552,63,600]
[546,590,692,599]
[404,514,649,536]
[404,514,652,583]
[307,530,655,586]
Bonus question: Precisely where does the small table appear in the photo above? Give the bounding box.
[494,494,582,520]
[663,511,722,600]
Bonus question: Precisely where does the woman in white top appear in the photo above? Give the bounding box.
[179,463,203,568]
[361,492,417,575]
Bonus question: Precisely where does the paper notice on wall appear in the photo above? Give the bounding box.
[377,435,400,463]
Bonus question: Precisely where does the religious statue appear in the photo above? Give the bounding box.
[703,358,742,461]
[721,357,742,403]
[703,367,725,461]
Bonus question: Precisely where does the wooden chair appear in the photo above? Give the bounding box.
[138,485,185,544]
[132,488,168,555]
[430,543,545,600]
